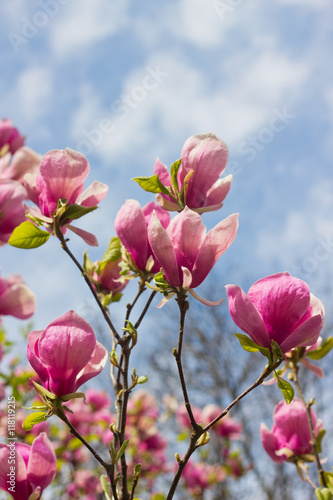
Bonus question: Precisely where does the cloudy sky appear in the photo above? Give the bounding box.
[1,0,333,332]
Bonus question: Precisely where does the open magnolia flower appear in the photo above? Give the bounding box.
[260,399,323,463]
[148,206,239,305]
[0,180,26,245]
[27,310,108,397]
[226,272,325,354]
[0,432,56,500]
[115,199,170,274]
[154,133,232,213]
[23,148,108,246]
[0,118,25,154]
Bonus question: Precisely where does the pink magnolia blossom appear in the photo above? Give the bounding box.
[176,405,202,429]
[0,274,36,321]
[226,272,324,354]
[95,258,127,294]
[0,432,56,500]
[0,147,41,183]
[115,200,170,273]
[0,180,26,244]
[148,206,238,304]
[23,148,108,246]
[260,399,323,463]
[27,310,108,397]
[201,405,243,439]
[0,119,25,154]
[154,133,232,213]
[181,460,226,496]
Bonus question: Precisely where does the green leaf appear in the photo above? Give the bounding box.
[307,337,333,360]
[98,236,122,271]
[9,221,50,249]
[22,411,48,431]
[32,380,57,400]
[324,471,333,491]
[276,375,294,404]
[170,159,181,194]
[234,334,272,363]
[116,439,129,462]
[59,203,97,224]
[100,475,112,500]
[315,488,333,500]
[60,392,86,402]
[271,340,283,360]
[132,175,171,195]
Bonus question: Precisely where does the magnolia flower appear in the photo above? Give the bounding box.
[148,206,239,305]
[115,200,170,273]
[0,273,36,321]
[154,133,232,213]
[94,258,127,295]
[0,432,56,500]
[201,405,242,439]
[226,272,324,354]
[0,147,41,183]
[27,310,108,397]
[23,148,108,246]
[260,399,323,462]
[0,118,25,154]
[0,180,26,244]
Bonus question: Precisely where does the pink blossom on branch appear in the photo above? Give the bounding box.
[27,310,108,397]
[0,147,41,183]
[23,148,108,246]
[260,399,323,463]
[0,118,25,154]
[0,273,36,321]
[0,432,56,500]
[201,405,243,439]
[148,206,239,305]
[115,199,170,274]
[0,180,26,244]
[226,272,324,354]
[154,133,232,213]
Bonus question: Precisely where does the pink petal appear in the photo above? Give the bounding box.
[0,443,29,500]
[226,284,270,348]
[115,200,148,270]
[191,213,239,288]
[76,181,108,207]
[27,433,56,493]
[188,288,224,306]
[167,207,206,277]
[181,266,192,289]
[148,212,180,286]
[23,173,40,205]
[260,423,285,463]
[279,314,324,353]
[74,341,108,389]
[66,224,99,246]
[0,282,36,319]
[38,311,97,396]
[180,134,229,208]
[142,201,170,230]
[300,358,324,378]
[6,147,41,182]
[37,149,89,215]
[247,273,311,345]
[205,174,233,207]
[154,158,172,188]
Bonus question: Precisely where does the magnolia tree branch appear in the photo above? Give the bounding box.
[291,363,327,488]
[55,408,118,499]
[166,355,283,500]
[55,227,121,343]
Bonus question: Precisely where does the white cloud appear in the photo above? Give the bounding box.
[49,0,130,56]
[16,66,53,121]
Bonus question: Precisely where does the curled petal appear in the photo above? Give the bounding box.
[67,224,99,246]
[76,181,108,207]
[188,288,223,307]
[75,341,108,389]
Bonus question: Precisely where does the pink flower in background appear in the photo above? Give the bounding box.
[23,148,108,246]
[260,399,323,463]
[181,460,226,496]
[0,180,26,244]
[0,274,36,321]
[148,206,238,303]
[0,432,56,500]
[115,200,170,273]
[0,119,25,154]
[0,147,41,183]
[27,310,108,397]
[201,405,242,439]
[154,133,232,213]
[176,405,202,429]
[226,272,324,354]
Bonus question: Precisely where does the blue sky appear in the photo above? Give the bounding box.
[1,0,333,333]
